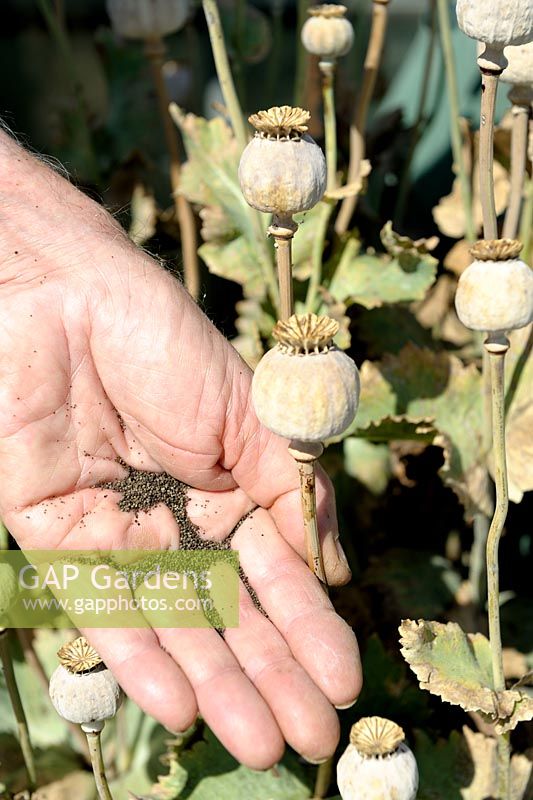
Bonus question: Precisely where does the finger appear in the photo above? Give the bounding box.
[80,627,198,734]
[186,487,256,543]
[223,584,340,763]
[156,627,285,769]
[233,509,362,708]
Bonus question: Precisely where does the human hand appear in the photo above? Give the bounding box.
[0,132,361,768]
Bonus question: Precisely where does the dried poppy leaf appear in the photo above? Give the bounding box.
[341,345,490,516]
[495,325,533,503]
[432,159,509,239]
[380,221,439,258]
[415,726,533,799]
[399,619,533,734]
[324,160,371,199]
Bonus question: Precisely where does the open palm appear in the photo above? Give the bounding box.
[0,135,361,768]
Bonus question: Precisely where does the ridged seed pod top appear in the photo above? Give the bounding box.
[455,239,533,333]
[456,0,533,53]
[106,0,189,40]
[301,5,354,60]
[238,107,326,220]
[501,40,533,86]
[49,637,123,727]
[337,717,419,800]
[251,313,359,442]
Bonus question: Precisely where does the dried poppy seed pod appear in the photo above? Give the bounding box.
[457,0,533,71]
[501,40,533,87]
[252,314,359,442]
[456,0,533,48]
[455,239,533,333]
[49,637,123,727]
[337,717,418,800]
[238,107,326,223]
[106,0,189,40]
[301,5,354,61]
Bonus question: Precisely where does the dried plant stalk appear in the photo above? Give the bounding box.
[335,0,390,235]
[484,335,511,799]
[16,629,90,761]
[268,219,297,320]
[202,0,248,152]
[479,69,501,238]
[519,178,533,265]
[304,200,334,313]
[288,441,327,588]
[294,0,311,105]
[436,0,475,241]
[298,460,327,584]
[83,723,114,800]
[0,630,36,789]
[320,60,337,191]
[502,100,529,239]
[313,756,333,798]
[145,39,200,300]
[484,337,508,695]
[37,0,99,182]
[476,62,502,636]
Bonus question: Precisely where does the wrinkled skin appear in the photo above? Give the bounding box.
[0,132,361,768]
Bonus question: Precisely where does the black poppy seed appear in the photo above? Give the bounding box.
[97,461,265,617]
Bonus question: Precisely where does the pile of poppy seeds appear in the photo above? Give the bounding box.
[98,461,264,627]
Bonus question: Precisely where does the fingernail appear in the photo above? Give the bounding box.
[335,698,358,710]
[335,537,350,568]
[164,725,187,736]
[304,755,330,765]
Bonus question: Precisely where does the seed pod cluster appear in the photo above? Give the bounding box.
[106,0,189,40]
[455,239,533,333]
[301,5,354,61]
[238,106,326,220]
[337,717,419,800]
[49,637,123,727]
[252,313,359,442]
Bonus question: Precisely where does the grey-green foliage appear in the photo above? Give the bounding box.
[400,620,533,734]
[0,631,68,748]
[341,344,486,515]
[328,242,437,310]
[349,635,430,726]
[150,727,312,800]
[363,549,461,620]
[0,732,90,795]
